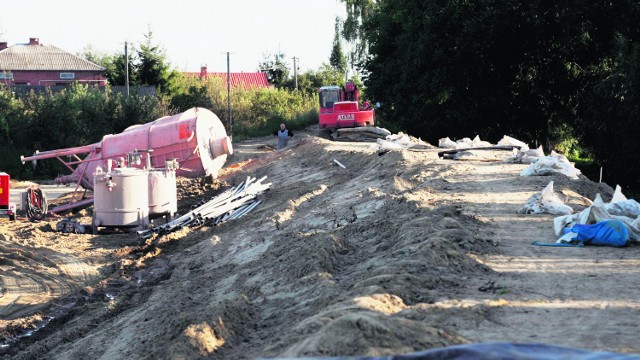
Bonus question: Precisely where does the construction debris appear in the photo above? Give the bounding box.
[333,159,347,169]
[518,181,573,215]
[56,218,88,234]
[438,146,523,161]
[138,176,271,240]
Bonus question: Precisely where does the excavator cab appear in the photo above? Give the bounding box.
[319,86,342,112]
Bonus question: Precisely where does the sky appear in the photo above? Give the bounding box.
[0,0,346,72]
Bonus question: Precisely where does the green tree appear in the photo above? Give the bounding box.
[104,52,139,86]
[137,29,177,93]
[340,0,377,67]
[295,64,345,95]
[259,52,290,88]
[330,18,348,78]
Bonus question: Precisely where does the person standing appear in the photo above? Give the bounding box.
[274,123,294,149]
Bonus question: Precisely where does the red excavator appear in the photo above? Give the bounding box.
[318,81,375,133]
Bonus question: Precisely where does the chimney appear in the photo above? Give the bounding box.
[200,65,207,78]
[29,37,39,45]
[0,42,7,50]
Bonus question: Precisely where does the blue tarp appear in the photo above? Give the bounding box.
[266,343,640,360]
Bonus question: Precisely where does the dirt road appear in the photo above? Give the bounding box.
[1,131,638,358]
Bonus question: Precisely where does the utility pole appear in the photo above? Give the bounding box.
[292,57,298,91]
[124,41,130,97]
[227,51,232,138]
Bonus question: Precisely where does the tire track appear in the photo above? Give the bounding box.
[0,235,101,319]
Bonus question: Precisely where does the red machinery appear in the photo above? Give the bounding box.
[0,172,16,221]
[318,81,375,131]
[20,107,233,213]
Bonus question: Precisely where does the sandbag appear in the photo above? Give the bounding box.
[518,181,573,215]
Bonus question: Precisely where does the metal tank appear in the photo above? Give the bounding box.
[148,160,178,221]
[21,107,233,190]
[93,167,149,233]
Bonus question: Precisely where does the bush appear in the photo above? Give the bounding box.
[0,84,166,179]
[0,78,320,180]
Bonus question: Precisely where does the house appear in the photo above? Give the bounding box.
[184,66,270,89]
[0,38,106,86]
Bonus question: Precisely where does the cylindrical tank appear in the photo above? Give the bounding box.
[93,167,149,231]
[55,107,233,190]
[148,168,177,220]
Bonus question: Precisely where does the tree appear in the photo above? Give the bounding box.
[103,52,139,86]
[330,18,348,79]
[295,64,345,95]
[77,45,109,67]
[259,52,290,88]
[340,0,377,68]
[137,29,177,93]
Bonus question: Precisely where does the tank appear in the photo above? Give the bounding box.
[21,107,233,190]
[148,167,177,221]
[93,167,149,232]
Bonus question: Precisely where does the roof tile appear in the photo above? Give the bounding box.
[0,44,105,71]
[184,71,270,89]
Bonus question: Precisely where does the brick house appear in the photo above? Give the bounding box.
[0,38,106,86]
[184,66,271,89]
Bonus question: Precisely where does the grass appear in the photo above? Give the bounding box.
[232,108,319,142]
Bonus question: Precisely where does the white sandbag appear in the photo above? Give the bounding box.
[438,137,457,149]
[521,155,540,164]
[603,185,640,218]
[525,146,545,157]
[472,135,493,148]
[455,137,473,149]
[610,185,628,203]
[519,155,581,180]
[377,138,406,150]
[518,181,573,215]
[497,135,528,148]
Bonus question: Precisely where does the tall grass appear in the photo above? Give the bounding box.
[169,75,319,140]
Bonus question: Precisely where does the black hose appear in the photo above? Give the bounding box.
[26,187,48,221]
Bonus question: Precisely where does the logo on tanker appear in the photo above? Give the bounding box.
[337,114,355,121]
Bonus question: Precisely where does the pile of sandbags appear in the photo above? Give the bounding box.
[331,127,391,142]
[554,185,640,242]
[438,135,493,149]
[373,132,435,152]
[519,151,581,180]
[505,145,545,164]
[437,135,527,161]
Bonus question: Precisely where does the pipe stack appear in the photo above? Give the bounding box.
[138,176,271,240]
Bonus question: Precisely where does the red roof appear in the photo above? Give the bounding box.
[184,69,270,89]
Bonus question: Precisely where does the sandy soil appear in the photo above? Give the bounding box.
[1,128,638,359]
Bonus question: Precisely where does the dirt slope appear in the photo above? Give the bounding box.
[1,131,638,359]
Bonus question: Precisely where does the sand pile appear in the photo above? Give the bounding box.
[3,133,633,358]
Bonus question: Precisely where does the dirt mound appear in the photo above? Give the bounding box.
[3,133,638,358]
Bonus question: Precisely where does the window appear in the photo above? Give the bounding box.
[320,90,340,109]
[59,72,75,79]
[0,71,13,79]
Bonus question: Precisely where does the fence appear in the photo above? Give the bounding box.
[4,85,157,98]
